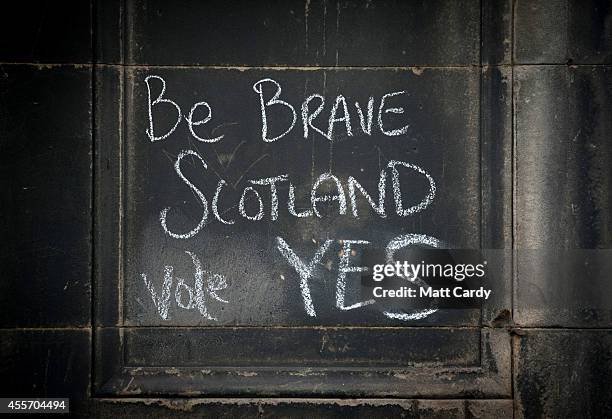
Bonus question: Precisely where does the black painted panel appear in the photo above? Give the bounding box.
[119,67,483,326]
[123,327,480,367]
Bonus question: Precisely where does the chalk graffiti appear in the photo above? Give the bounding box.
[140,74,444,322]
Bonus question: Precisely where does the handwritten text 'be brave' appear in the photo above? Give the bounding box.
[144,75,436,239]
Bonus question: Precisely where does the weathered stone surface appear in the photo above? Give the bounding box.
[2,1,612,418]
[514,65,612,327]
[514,330,612,418]
[466,400,513,418]
[515,0,612,64]
[117,0,482,66]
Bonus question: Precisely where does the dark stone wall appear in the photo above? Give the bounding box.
[0,1,611,417]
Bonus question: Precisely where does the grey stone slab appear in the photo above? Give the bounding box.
[321,0,480,66]
[514,0,612,64]
[514,329,612,418]
[514,65,612,327]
